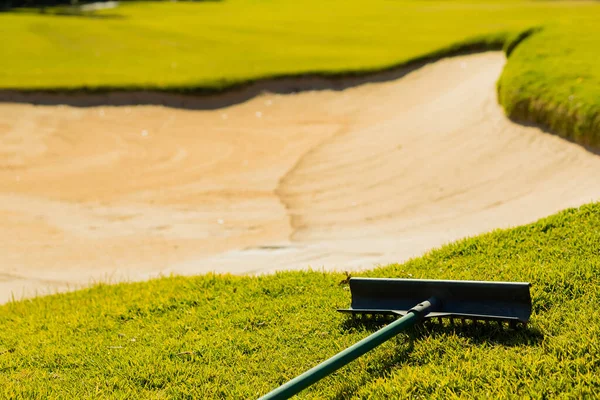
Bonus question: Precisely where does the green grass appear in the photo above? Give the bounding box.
[0,0,594,91]
[1,203,599,398]
[1,2,600,397]
[2,1,600,146]
[497,14,600,148]
[2,1,600,145]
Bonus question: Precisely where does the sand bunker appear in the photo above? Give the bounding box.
[1,52,599,302]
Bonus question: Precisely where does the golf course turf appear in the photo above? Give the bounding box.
[1,0,600,145]
[1,0,600,398]
[1,203,599,398]
[498,15,600,148]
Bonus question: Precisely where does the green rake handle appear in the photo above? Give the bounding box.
[258,298,437,400]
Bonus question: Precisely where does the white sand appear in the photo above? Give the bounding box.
[1,52,599,303]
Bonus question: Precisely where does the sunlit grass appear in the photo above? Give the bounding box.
[0,0,593,91]
[2,1,599,145]
[498,14,600,147]
[1,203,599,398]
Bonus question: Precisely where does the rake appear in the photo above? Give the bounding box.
[259,277,532,400]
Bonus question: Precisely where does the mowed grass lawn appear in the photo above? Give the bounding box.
[0,0,594,90]
[1,204,599,398]
[1,1,600,398]
[1,0,599,145]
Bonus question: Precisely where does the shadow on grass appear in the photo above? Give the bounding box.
[331,315,543,399]
[332,334,416,400]
[0,43,503,110]
[15,9,125,18]
[341,314,543,347]
[0,3,124,18]
[507,116,600,158]
[0,0,224,15]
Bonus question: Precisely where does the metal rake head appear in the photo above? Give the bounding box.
[338,277,532,324]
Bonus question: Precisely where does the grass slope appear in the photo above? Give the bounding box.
[497,12,600,148]
[1,203,599,399]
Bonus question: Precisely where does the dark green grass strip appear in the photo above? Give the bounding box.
[0,35,509,96]
[1,203,599,398]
